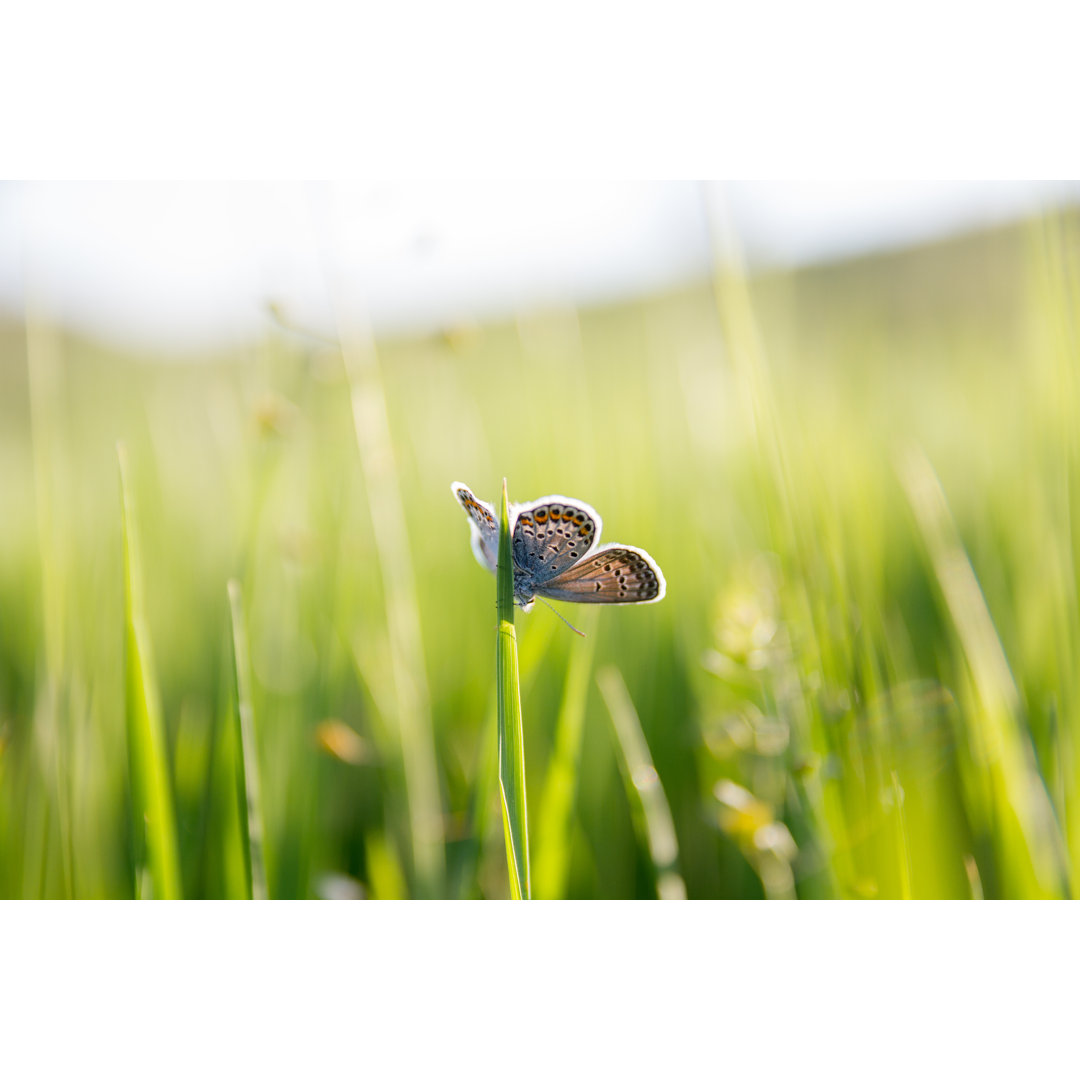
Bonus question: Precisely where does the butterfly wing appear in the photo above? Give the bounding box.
[511,496,602,583]
[533,543,666,605]
[451,481,498,573]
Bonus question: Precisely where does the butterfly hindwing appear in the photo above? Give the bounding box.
[532,544,666,605]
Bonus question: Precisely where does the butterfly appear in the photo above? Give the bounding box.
[451,482,666,611]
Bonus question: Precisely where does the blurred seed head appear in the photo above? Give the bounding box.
[315,719,372,766]
[314,872,366,900]
[710,556,786,672]
[252,389,299,438]
[279,526,321,568]
[631,762,660,793]
[753,716,789,756]
[704,706,790,761]
[791,753,821,779]
[753,821,797,861]
[714,779,774,839]
[713,779,799,899]
[439,317,483,354]
[703,711,755,759]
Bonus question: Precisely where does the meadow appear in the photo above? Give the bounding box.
[1,211,1077,899]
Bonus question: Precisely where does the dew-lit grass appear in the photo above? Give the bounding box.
[0,210,1077,897]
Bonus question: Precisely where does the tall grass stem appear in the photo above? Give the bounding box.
[497,479,530,899]
[597,665,685,900]
[534,609,597,899]
[900,446,1068,897]
[227,579,267,900]
[25,308,73,896]
[118,443,182,899]
[328,281,445,898]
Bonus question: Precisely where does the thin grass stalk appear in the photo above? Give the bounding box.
[118,442,181,899]
[596,665,685,900]
[534,608,597,899]
[25,306,73,897]
[454,613,558,898]
[900,446,1068,897]
[333,310,444,898]
[450,702,498,899]
[702,184,792,535]
[311,196,444,896]
[227,580,267,900]
[963,854,985,900]
[497,479,530,899]
[701,183,838,890]
[1031,214,1080,892]
[890,771,912,900]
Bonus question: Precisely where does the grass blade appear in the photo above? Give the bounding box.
[334,307,444,898]
[900,446,1068,897]
[597,665,685,900]
[118,442,181,899]
[497,479,530,899]
[227,579,267,900]
[452,613,558,899]
[890,771,912,900]
[25,307,73,896]
[533,609,597,899]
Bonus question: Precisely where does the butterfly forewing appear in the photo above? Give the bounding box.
[451,482,499,573]
[534,544,666,605]
[511,498,601,582]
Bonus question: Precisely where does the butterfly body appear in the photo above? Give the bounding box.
[452,482,665,610]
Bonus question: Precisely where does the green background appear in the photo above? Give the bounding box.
[1,211,1077,898]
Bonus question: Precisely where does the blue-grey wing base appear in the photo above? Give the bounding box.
[510,495,602,583]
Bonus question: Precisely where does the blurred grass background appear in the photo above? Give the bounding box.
[1,209,1077,898]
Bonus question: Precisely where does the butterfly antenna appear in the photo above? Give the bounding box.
[537,598,586,637]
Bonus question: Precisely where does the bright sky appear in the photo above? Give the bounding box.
[2,180,1078,349]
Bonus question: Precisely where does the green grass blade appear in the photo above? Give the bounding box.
[450,704,498,899]
[227,579,267,900]
[497,479,530,899]
[597,665,686,900]
[337,318,444,898]
[453,612,558,899]
[890,771,912,900]
[25,310,73,897]
[118,442,181,900]
[900,447,1068,897]
[533,609,596,899]
[214,661,251,900]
